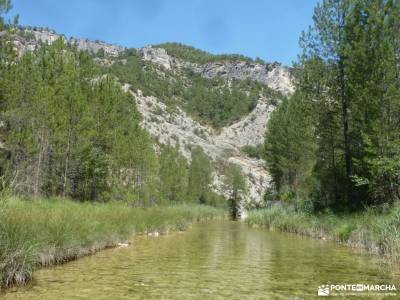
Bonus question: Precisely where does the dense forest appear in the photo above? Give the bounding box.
[264,0,400,212]
[0,0,250,208]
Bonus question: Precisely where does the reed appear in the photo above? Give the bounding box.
[0,197,226,288]
[247,204,400,261]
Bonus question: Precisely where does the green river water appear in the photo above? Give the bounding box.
[2,221,399,299]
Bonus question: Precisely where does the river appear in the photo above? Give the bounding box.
[2,221,398,299]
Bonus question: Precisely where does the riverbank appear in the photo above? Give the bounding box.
[4,221,396,300]
[0,198,226,288]
[246,204,400,261]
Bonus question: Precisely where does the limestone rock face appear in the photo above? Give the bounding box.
[215,97,275,148]
[130,46,292,207]
[192,61,294,95]
[69,37,123,57]
[8,28,292,208]
[133,89,273,208]
[140,46,176,70]
[137,46,294,95]
[30,29,60,45]
[10,28,124,57]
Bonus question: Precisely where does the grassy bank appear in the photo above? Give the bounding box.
[246,204,400,261]
[0,198,226,288]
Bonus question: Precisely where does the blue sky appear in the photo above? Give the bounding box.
[10,0,319,65]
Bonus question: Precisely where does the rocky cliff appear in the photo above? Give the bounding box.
[10,28,293,210]
[140,46,294,95]
[131,88,273,207]
[134,46,292,208]
[10,27,125,57]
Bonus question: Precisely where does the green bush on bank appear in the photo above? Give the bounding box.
[246,203,400,261]
[0,197,226,288]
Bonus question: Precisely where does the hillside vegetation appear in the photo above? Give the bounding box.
[110,51,276,128]
[262,0,400,212]
[155,42,266,65]
[0,14,247,207]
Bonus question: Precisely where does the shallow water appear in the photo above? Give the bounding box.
[2,221,399,299]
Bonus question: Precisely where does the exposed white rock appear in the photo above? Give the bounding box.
[137,46,294,95]
[8,27,288,208]
[132,89,272,207]
[140,46,175,70]
[191,61,294,95]
[11,29,293,95]
[132,48,291,206]
[214,97,276,148]
[31,29,60,44]
[69,37,123,57]
[147,231,160,237]
[11,28,124,57]
[265,65,294,95]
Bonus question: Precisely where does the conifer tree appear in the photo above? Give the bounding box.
[187,147,212,204]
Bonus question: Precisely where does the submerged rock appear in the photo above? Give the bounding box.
[147,231,160,237]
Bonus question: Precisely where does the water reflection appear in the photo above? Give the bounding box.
[3,221,398,299]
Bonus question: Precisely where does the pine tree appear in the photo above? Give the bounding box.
[187,147,212,204]
[223,163,246,219]
[265,0,400,210]
[159,145,188,203]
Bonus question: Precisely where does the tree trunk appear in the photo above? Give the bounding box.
[62,127,71,197]
[339,57,352,204]
[330,123,338,202]
[34,130,45,197]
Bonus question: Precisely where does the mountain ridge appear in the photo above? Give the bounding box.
[8,25,294,211]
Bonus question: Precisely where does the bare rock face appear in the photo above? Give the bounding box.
[30,29,60,44]
[137,46,294,95]
[215,97,275,148]
[264,65,294,95]
[9,28,290,209]
[131,46,294,208]
[192,61,294,95]
[4,30,40,57]
[140,46,176,70]
[11,28,124,57]
[134,89,220,160]
[133,89,273,208]
[69,37,123,57]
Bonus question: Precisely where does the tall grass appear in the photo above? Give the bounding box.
[246,204,400,261]
[0,197,226,288]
